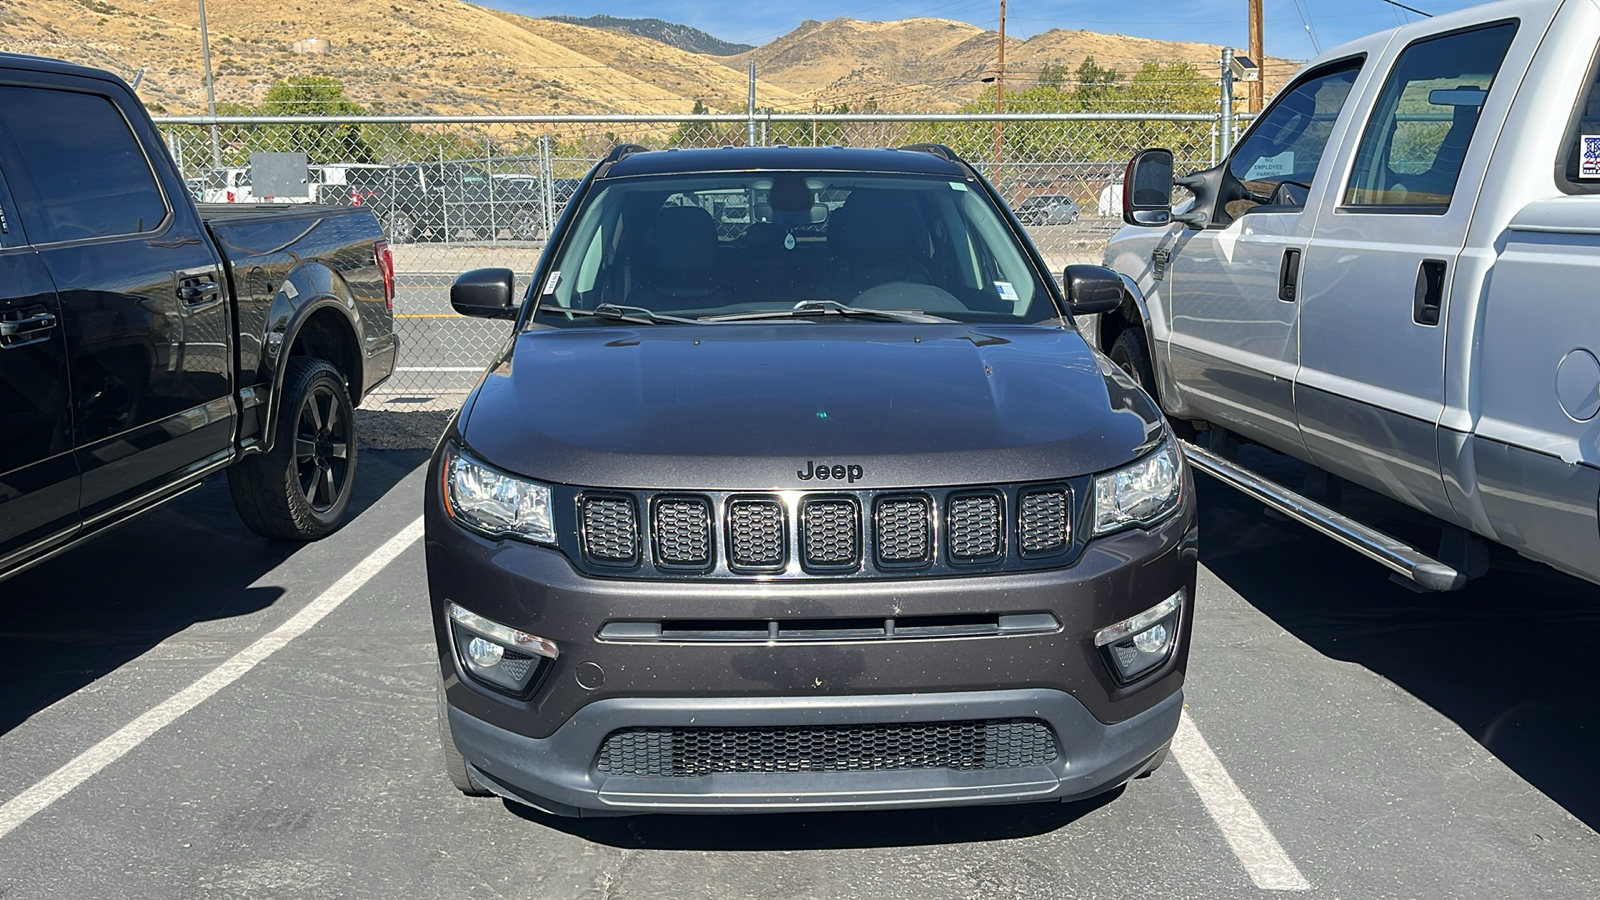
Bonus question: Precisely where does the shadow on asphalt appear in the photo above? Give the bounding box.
[505,788,1124,850]
[1195,444,1600,830]
[0,449,431,737]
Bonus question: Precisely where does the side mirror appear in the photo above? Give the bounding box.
[1123,148,1175,227]
[1063,264,1125,316]
[450,267,518,319]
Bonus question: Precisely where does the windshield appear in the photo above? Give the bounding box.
[534,171,1061,325]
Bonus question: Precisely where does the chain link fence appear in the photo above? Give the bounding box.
[154,111,1237,403]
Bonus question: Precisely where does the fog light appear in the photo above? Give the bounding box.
[467,636,504,668]
[1094,590,1183,684]
[448,602,558,697]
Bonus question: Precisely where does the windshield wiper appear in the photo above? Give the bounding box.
[700,299,954,324]
[540,303,699,325]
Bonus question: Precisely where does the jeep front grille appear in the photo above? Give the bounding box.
[727,497,786,570]
[652,497,712,569]
[875,495,932,565]
[1019,488,1071,555]
[801,498,860,570]
[581,495,639,565]
[595,718,1059,777]
[948,492,1003,562]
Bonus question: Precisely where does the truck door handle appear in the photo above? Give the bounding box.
[1413,260,1447,326]
[178,280,221,307]
[0,311,57,348]
[1278,248,1302,302]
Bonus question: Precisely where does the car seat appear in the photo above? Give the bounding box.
[827,189,932,302]
[626,205,726,312]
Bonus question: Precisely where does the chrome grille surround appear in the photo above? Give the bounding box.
[801,497,862,571]
[580,494,639,566]
[874,494,933,567]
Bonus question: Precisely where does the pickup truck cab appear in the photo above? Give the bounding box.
[0,54,399,580]
[1100,0,1600,589]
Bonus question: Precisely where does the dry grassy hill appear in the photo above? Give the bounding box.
[728,17,1297,111]
[0,0,796,114]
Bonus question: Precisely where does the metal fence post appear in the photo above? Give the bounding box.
[1220,48,1235,160]
[747,63,757,148]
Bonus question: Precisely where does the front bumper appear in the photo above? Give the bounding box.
[450,687,1182,816]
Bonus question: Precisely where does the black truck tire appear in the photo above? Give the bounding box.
[438,683,492,797]
[1110,328,1197,442]
[228,357,357,540]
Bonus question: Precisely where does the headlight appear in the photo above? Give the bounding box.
[1093,442,1182,536]
[444,446,555,543]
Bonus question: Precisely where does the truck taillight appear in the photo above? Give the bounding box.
[225,190,236,203]
[374,240,395,310]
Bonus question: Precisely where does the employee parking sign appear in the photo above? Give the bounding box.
[1582,135,1600,178]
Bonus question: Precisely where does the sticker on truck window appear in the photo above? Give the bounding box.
[542,271,561,295]
[950,181,970,191]
[1582,136,1600,178]
[994,281,1020,303]
[1244,150,1295,181]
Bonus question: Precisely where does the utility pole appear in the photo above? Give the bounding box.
[747,61,757,147]
[198,0,221,167]
[992,0,1007,181]
[1220,47,1236,158]
[1248,0,1264,113]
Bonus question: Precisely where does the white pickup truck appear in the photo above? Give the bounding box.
[1097,0,1600,590]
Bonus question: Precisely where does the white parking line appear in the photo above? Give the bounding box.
[1172,710,1311,892]
[0,517,425,842]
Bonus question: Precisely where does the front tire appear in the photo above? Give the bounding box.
[229,357,357,540]
[1110,327,1196,442]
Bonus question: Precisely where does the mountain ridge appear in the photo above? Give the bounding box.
[542,14,754,56]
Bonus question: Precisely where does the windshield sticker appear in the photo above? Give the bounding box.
[1582,136,1600,178]
[994,281,1020,303]
[1244,150,1294,180]
[949,181,970,192]
[542,271,561,295]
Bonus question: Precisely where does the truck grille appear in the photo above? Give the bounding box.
[581,495,638,565]
[875,495,932,565]
[595,718,1058,778]
[1019,488,1071,555]
[801,498,861,570]
[652,497,712,568]
[727,498,786,570]
[948,492,1003,562]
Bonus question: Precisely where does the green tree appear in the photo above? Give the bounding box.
[253,77,376,164]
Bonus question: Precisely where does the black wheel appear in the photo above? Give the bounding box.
[388,210,416,243]
[438,681,492,797]
[229,357,357,540]
[1110,328,1198,441]
[1135,741,1170,778]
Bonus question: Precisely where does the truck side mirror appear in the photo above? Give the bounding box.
[1123,149,1176,227]
[451,267,518,319]
[1063,265,1125,316]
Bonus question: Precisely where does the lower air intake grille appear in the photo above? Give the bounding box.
[582,496,638,565]
[653,498,711,568]
[948,493,1003,562]
[802,498,860,569]
[595,718,1058,777]
[1019,489,1070,555]
[875,495,932,565]
[727,498,785,570]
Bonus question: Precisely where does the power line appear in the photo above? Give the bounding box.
[1379,0,1433,16]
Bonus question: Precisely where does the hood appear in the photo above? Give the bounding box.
[460,322,1165,491]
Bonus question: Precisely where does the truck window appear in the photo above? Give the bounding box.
[0,86,168,243]
[1558,50,1600,193]
[1342,22,1518,210]
[1227,58,1363,215]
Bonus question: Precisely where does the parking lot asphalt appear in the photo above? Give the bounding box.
[1,447,1596,899]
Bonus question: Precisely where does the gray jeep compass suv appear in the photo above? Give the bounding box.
[427,144,1197,816]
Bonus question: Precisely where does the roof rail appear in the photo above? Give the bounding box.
[595,143,650,178]
[897,143,961,163]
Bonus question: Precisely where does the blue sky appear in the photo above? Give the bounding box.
[489,0,1492,61]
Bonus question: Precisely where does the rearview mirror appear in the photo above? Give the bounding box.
[1063,265,1125,316]
[1123,149,1175,227]
[451,267,518,319]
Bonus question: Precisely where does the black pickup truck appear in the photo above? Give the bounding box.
[0,54,399,581]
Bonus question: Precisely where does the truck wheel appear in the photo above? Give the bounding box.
[438,682,492,797]
[228,357,357,540]
[1111,328,1197,442]
[1135,741,1170,778]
